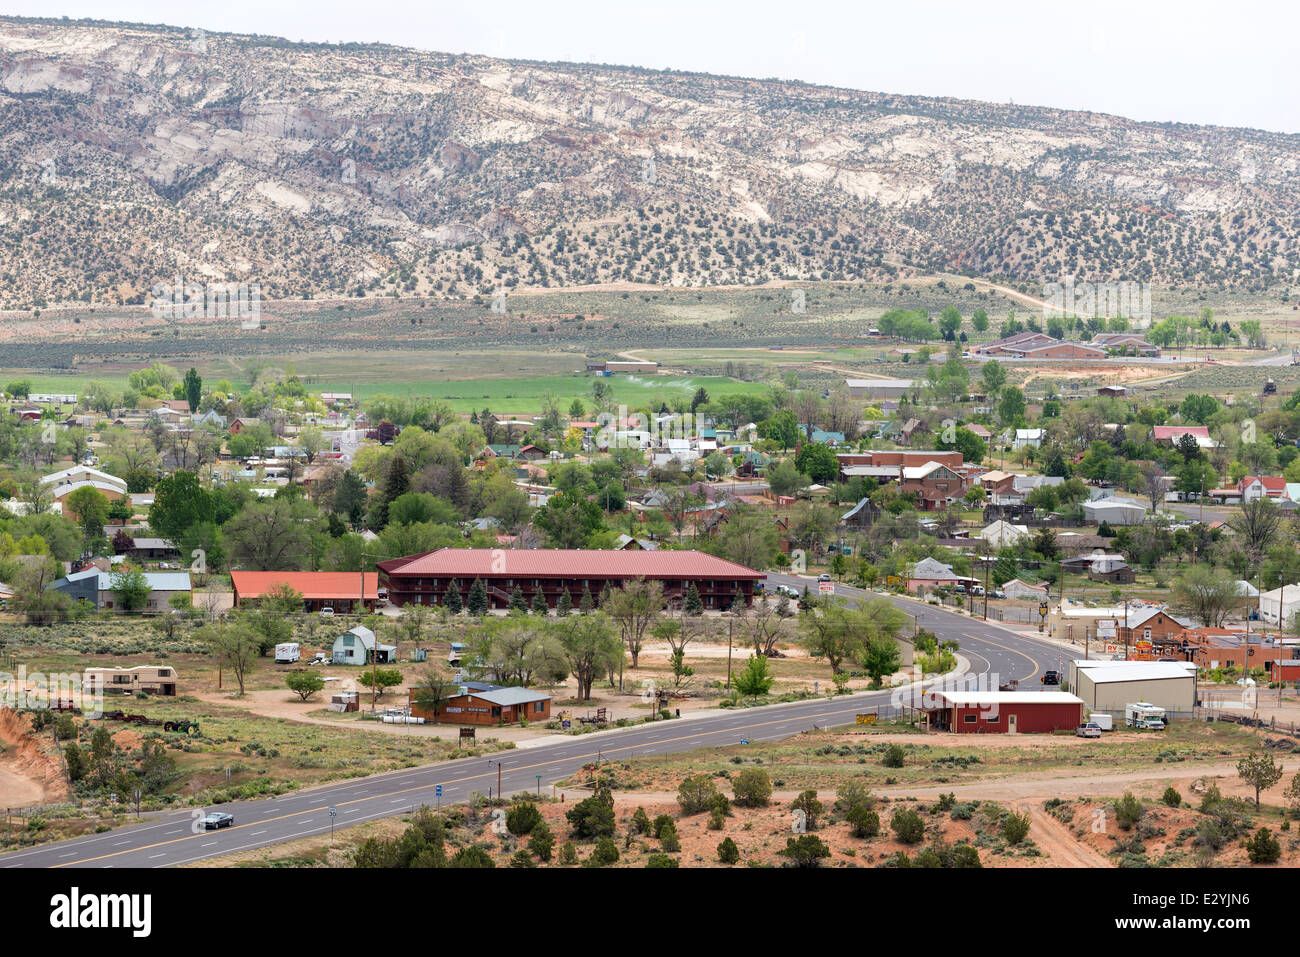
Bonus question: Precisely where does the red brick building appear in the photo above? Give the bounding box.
[377,548,765,611]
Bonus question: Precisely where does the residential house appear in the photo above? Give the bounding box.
[408,684,551,725]
[1001,578,1049,600]
[49,569,192,612]
[1011,429,1045,450]
[979,520,1030,548]
[907,557,978,593]
[1086,553,1136,585]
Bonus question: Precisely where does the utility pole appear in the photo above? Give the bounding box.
[726,617,734,691]
[982,544,989,621]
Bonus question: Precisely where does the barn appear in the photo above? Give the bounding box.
[922,690,1083,734]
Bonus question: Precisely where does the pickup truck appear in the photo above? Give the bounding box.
[1041,671,1061,685]
[1075,723,1103,738]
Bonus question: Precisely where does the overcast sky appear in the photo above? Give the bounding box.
[9,0,1300,133]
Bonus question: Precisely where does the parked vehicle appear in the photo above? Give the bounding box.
[969,584,984,596]
[274,642,300,664]
[953,584,967,594]
[990,589,1006,600]
[1041,670,1061,685]
[1075,723,1103,738]
[1088,713,1113,731]
[202,812,234,829]
[1125,701,1166,728]
[776,584,800,598]
[319,607,335,618]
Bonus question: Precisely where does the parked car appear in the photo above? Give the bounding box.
[202,812,234,830]
[989,589,1006,600]
[320,607,335,618]
[1041,670,1061,685]
[776,584,800,598]
[969,584,984,596]
[953,584,967,594]
[1075,723,1103,738]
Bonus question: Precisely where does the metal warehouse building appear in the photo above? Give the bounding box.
[921,691,1084,734]
[1071,661,1198,718]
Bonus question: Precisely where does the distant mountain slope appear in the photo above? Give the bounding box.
[0,16,1297,309]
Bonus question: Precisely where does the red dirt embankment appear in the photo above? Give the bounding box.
[0,709,70,807]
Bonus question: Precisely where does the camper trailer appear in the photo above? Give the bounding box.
[274,643,301,663]
[1125,701,1166,730]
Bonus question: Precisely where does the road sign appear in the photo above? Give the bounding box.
[855,713,878,725]
[435,785,442,797]
[328,806,337,818]
[459,727,476,743]
[818,582,835,594]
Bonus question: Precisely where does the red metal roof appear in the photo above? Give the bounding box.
[377,548,764,579]
[231,571,380,600]
[1153,426,1210,440]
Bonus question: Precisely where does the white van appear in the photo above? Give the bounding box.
[275,642,301,664]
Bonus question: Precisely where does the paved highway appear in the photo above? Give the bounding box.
[1,577,1067,868]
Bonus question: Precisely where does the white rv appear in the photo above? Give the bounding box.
[275,642,301,664]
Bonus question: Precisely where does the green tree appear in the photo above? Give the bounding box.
[443,580,462,614]
[199,620,261,696]
[794,443,839,483]
[286,671,325,701]
[732,654,774,696]
[890,808,925,844]
[467,579,490,616]
[732,768,772,807]
[333,469,369,525]
[108,568,151,613]
[182,367,202,413]
[778,834,830,867]
[565,784,616,839]
[148,471,215,542]
[717,837,740,864]
[998,387,1026,425]
[1238,751,1284,808]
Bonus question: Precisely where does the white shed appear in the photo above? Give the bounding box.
[331,625,396,665]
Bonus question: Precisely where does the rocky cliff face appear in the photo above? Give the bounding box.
[0,16,1297,309]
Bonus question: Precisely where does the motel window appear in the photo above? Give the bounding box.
[963,714,977,723]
